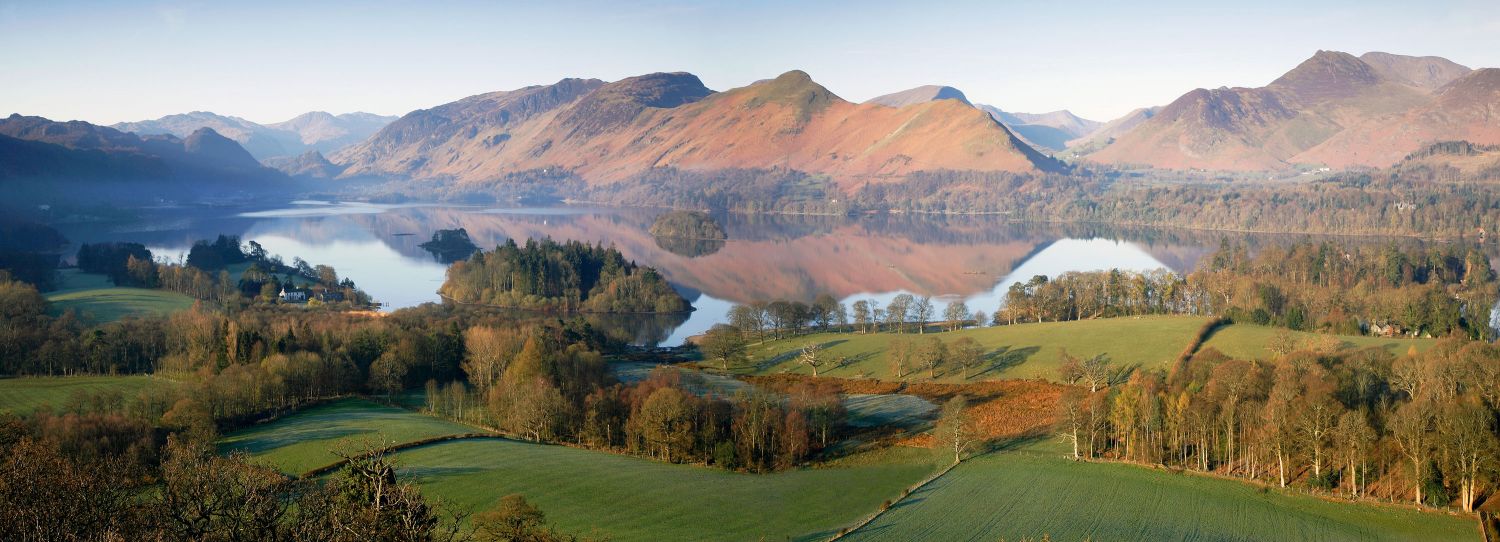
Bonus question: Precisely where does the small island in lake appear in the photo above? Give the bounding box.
[649,210,728,257]
[649,210,727,240]
[419,228,480,263]
[439,238,691,313]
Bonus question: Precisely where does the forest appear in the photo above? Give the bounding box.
[438,238,690,313]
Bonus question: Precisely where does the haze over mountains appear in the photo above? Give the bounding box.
[113,111,397,160]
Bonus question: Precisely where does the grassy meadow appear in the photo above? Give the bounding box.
[394,439,939,542]
[732,315,1212,382]
[45,269,195,322]
[218,398,477,475]
[1202,323,1436,360]
[846,440,1477,542]
[0,375,161,414]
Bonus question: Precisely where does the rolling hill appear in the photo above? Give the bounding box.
[335,71,1061,191]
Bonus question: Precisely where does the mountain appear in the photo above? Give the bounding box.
[864,85,1101,153]
[866,85,971,107]
[335,71,1060,190]
[1358,52,1471,92]
[1063,106,1160,157]
[977,105,1102,152]
[113,111,396,160]
[1296,68,1500,168]
[1086,50,1465,170]
[266,112,399,153]
[0,114,287,203]
[263,150,344,179]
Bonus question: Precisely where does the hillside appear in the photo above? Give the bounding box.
[1086,51,1489,170]
[978,105,1102,152]
[114,110,396,159]
[335,71,1060,190]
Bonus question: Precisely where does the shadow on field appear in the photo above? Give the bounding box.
[760,339,849,372]
[971,345,1038,379]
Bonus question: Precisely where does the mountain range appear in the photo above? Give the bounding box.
[1082,51,1497,170]
[113,111,396,160]
[334,71,1063,189]
[0,114,289,204]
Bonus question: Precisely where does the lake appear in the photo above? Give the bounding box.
[50,201,1466,345]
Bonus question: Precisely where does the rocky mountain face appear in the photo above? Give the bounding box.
[335,71,1061,190]
[113,110,396,160]
[1085,51,1495,170]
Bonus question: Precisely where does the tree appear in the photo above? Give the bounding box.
[888,338,912,379]
[1438,396,1497,512]
[473,494,558,542]
[1389,398,1435,505]
[936,395,978,464]
[886,294,912,333]
[851,300,871,333]
[918,337,946,379]
[942,300,970,331]
[1059,388,1088,459]
[154,436,293,541]
[463,326,521,391]
[1334,410,1375,498]
[970,310,986,329]
[948,337,984,380]
[700,324,748,371]
[637,387,695,463]
[912,296,935,333]
[797,342,825,377]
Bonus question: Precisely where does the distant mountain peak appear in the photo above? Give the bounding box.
[866,85,971,108]
[1269,50,1384,103]
[1359,51,1472,92]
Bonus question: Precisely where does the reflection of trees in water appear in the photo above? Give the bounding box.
[583,312,690,347]
[652,236,725,258]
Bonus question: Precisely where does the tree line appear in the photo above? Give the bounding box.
[996,240,1496,340]
[1057,337,1499,512]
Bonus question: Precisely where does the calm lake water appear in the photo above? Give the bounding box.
[51,201,1471,346]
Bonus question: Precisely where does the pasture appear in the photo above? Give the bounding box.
[0,375,161,414]
[218,398,477,475]
[733,315,1211,382]
[393,439,939,542]
[1202,323,1435,360]
[845,440,1477,542]
[45,269,195,322]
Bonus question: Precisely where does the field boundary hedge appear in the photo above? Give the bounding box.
[1170,317,1229,378]
[297,432,504,479]
[828,458,960,541]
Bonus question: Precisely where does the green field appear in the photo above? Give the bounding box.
[0,375,161,414]
[45,269,195,322]
[218,398,477,475]
[846,440,1477,542]
[394,439,938,542]
[1203,323,1435,360]
[733,315,1212,382]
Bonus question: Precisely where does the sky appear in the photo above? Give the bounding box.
[3,0,1499,125]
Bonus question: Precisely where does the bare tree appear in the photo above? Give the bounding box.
[919,337,946,379]
[936,395,978,464]
[1439,396,1497,512]
[1389,398,1435,505]
[797,342,825,377]
[942,300,971,331]
[949,336,984,380]
[913,296,935,333]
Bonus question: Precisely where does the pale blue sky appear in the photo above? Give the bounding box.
[3,0,1498,125]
